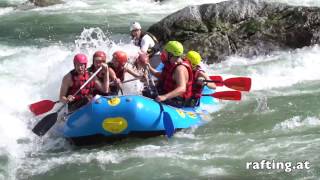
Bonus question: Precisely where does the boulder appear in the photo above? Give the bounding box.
[148,0,320,63]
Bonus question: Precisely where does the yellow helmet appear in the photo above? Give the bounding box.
[164,41,184,57]
[187,50,201,67]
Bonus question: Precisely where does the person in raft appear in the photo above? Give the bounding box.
[87,50,110,96]
[134,52,158,98]
[59,53,95,112]
[130,21,161,68]
[107,50,146,95]
[185,50,216,106]
[142,41,194,108]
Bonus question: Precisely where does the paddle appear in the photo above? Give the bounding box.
[32,67,103,136]
[146,66,175,138]
[207,76,251,92]
[202,91,242,101]
[29,77,139,116]
[29,100,59,116]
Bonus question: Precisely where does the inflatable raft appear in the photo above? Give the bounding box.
[57,88,216,146]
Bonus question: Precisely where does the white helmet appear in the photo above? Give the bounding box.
[130,22,141,31]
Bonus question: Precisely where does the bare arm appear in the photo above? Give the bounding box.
[146,63,161,78]
[199,71,216,89]
[95,64,110,93]
[108,67,117,81]
[126,67,143,78]
[59,73,73,103]
[102,64,109,93]
[108,67,121,86]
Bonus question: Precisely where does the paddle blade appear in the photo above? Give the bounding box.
[32,112,58,136]
[207,91,242,101]
[209,76,223,86]
[163,112,175,138]
[224,77,251,91]
[29,100,56,116]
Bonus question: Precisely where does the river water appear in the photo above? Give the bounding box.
[0,0,319,179]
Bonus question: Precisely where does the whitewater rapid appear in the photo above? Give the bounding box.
[0,0,320,179]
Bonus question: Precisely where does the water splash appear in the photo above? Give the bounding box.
[274,116,320,130]
[214,45,320,92]
[254,96,270,113]
[74,27,113,54]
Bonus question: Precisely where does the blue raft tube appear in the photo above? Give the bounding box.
[57,86,216,146]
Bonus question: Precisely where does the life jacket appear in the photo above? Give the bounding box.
[67,70,95,100]
[157,61,171,93]
[87,65,105,81]
[135,32,160,57]
[162,58,193,99]
[192,66,205,98]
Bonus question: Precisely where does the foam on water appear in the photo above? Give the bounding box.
[0,7,14,16]
[199,166,226,176]
[267,0,320,7]
[16,142,213,177]
[0,43,72,179]
[273,116,320,131]
[16,149,124,177]
[213,45,320,92]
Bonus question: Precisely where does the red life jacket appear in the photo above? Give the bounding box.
[162,59,193,99]
[192,66,205,98]
[68,70,95,100]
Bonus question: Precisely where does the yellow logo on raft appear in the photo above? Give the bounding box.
[102,117,128,134]
[186,112,197,119]
[107,97,121,106]
[176,109,186,118]
[176,109,197,119]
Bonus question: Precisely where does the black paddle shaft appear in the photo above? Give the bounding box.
[32,103,67,136]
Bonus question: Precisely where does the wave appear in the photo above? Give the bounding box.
[0,28,144,176]
[212,45,320,91]
[0,7,14,15]
[273,116,320,131]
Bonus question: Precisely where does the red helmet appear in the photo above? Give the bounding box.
[113,51,127,66]
[137,52,149,65]
[73,53,88,64]
[93,51,107,61]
